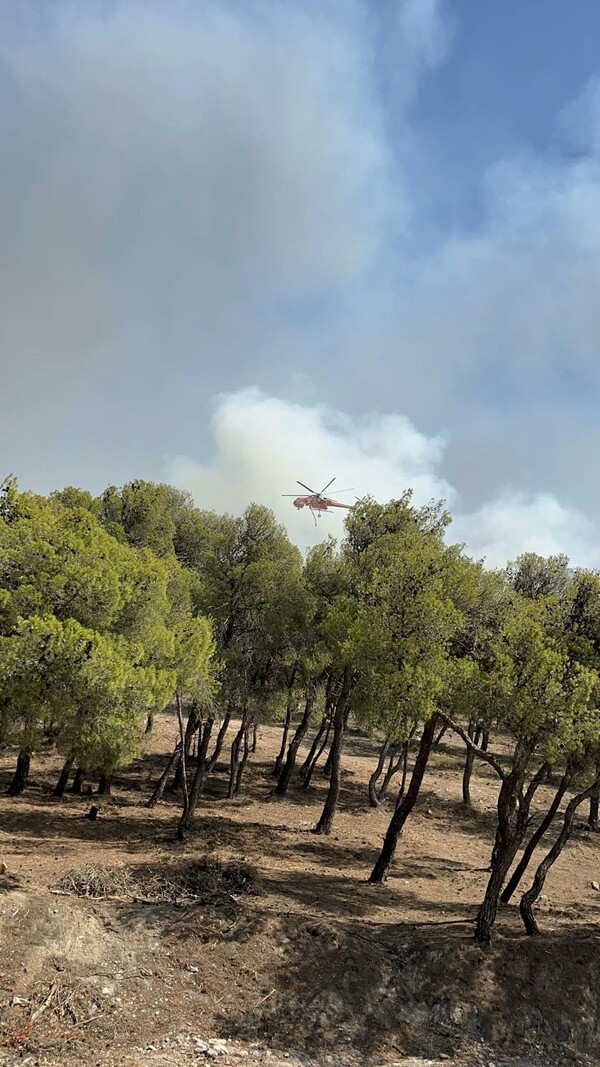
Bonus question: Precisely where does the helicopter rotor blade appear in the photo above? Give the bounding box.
[330,488,354,494]
[320,477,336,494]
[297,481,317,495]
[282,494,301,497]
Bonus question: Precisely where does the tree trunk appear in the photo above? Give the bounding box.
[301,720,332,790]
[235,722,251,794]
[228,715,246,799]
[53,756,74,798]
[7,749,31,796]
[70,767,85,795]
[501,770,571,904]
[369,715,438,883]
[395,743,410,807]
[299,715,327,778]
[273,690,316,797]
[97,772,113,796]
[586,762,600,829]
[462,720,477,807]
[175,695,191,841]
[520,780,597,936]
[368,738,390,807]
[252,722,258,753]
[145,714,154,734]
[146,743,181,808]
[475,752,545,943]
[172,702,200,792]
[210,709,231,765]
[180,717,215,834]
[379,738,412,803]
[433,723,447,748]
[313,666,353,835]
[273,667,297,775]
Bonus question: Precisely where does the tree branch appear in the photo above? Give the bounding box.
[437,713,505,779]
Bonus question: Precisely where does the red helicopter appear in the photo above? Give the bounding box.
[283,477,354,526]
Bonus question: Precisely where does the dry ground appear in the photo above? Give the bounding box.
[0,714,599,1067]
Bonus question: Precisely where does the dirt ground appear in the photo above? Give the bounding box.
[0,714,599,1067]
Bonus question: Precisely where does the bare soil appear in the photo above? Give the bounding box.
[0,715,598,1067]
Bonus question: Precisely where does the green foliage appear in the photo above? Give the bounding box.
[0,481,216,779]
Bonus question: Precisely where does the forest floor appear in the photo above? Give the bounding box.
[0,715,599,1067]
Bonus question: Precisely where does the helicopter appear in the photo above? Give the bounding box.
[282,477,354,526]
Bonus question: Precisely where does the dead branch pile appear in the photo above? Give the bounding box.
[53,858,257,910]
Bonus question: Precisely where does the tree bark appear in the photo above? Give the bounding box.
[273,667,297,775]
[228,714,247,799]
[97,772,113,796]
[379,738,412,803]
[145,714,154,734]
[175,695,190,841]
[394,743,410,807]
[273,689,316,797]
[462,721,478,807]
[252,722,258,753]
[180,717,215,833]
[501,770,571,904]
[301,720,332,790]
[299,715,327,778]
[7,748,31,796]
[586,762,600,829]
[313,666,353,835]
[70,767,85,794]
[433,723,447,748]
[235,722,251,794]
[172,702,200,792]
[369,715,438,883]
[146,743,181,808]
[368,738,390,807]
[520,780,598,935]
[475,751,546,943]
[53,756,74,798]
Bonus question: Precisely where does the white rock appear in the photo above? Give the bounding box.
[591,880,600,891]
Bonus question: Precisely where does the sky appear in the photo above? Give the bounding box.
[2,0,600,566]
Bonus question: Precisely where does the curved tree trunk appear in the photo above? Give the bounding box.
[501,770,571,904]
[368,738,390,807]
[273,689,316,797]
[475,755,547,943]
[7,749,31,796]
[520,780,597,935]
[369,715,438,883]
[53,756,74,798]
[379,737,413,803]
[300,715,327,777]
[313,666,353,835]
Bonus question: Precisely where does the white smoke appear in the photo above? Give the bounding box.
[168,389,600,567]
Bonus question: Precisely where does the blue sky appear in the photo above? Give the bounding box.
[2,0,600,563]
